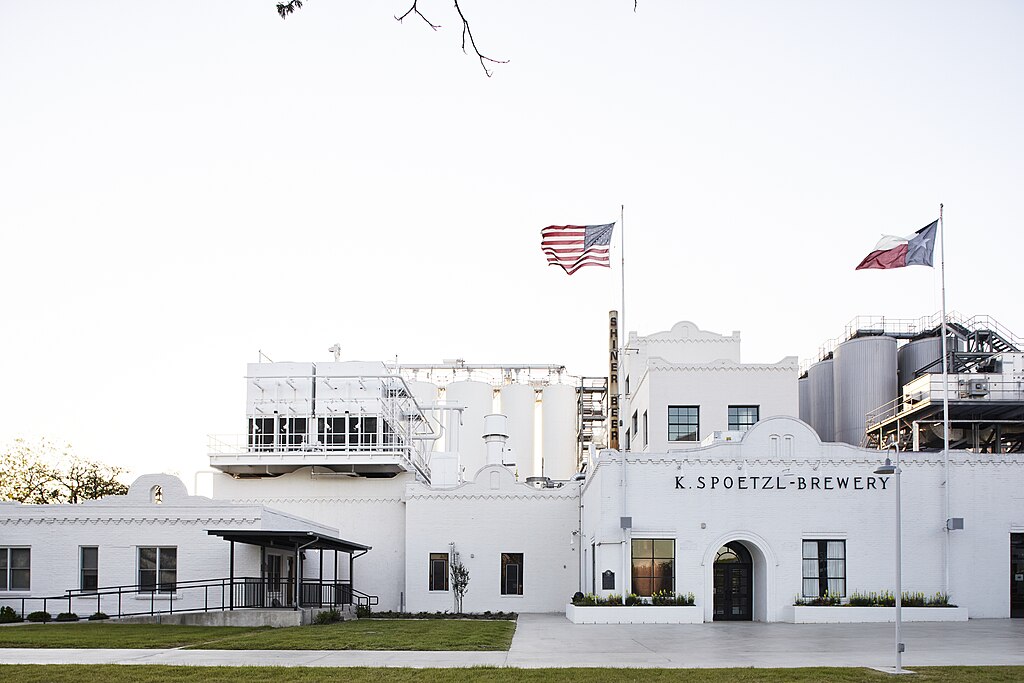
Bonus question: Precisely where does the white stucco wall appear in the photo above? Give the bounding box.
[582,417,1024,620]
[404,465,581,614]
[0,474,332,617]
[211,468,408,611]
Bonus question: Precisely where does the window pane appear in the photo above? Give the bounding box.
[653,540,674,559]
[632,539,652,557]
[81,547,98,570]
[139,547,157,571]
[632,559,653,576]
[159,548,177,571]
[11,549,29,570]
[632,577,652,596]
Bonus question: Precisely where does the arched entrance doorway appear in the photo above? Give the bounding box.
[713,541,753,621]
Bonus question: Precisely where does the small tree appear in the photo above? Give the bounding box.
[450,552,470,614]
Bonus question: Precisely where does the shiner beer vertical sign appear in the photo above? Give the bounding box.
[609,310,619,450]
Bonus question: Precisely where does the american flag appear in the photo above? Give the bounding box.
[540,223,615,275]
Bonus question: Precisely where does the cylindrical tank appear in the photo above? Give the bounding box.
[483,413,509,465]
[807,359,835,442]
[406,381,440,452]
[499,384,537,478]
[443,381,494,479]
[897,336,943,391]
[798,376,811,425]
[541,383,578,480]
[833,336,898,446]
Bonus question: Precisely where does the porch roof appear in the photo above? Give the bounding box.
[207,529,371,555]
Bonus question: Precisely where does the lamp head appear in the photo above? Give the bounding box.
[873,457,896,476]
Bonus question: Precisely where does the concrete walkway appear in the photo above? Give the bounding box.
[1,614,1023,669]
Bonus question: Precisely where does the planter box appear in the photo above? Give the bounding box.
[566,603,703,624]
[792,605,968,623]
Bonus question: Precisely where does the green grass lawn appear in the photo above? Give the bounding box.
[0,619,515,651]
[0,624,269,649]
[2,666,1024,683]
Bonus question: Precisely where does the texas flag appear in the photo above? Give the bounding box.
[855,220,938,270]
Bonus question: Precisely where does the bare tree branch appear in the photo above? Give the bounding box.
[452,0,508,78]
[395,1,440,31]
[276,0,303,20]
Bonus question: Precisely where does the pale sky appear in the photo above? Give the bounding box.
[2,1,1022,489]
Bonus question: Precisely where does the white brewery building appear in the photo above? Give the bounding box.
[2,316,1023,623]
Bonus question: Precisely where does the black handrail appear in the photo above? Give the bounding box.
[8,576,377,621]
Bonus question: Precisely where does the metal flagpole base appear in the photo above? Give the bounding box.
[869,667,916,675]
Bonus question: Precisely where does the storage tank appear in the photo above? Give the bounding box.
[499,383,538,478]
[897,336,942,391]
[798,376,811,425]
[541,383,578,480]
[807,359,835,442]
[406,381,440,453]
[833,336,898,446]
[444,381,494,479]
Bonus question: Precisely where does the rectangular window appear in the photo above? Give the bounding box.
[81,546,98,593]
[623,428,630,451]
[0,548,30,592]
[643,411,648,447]
[429,553,449,591]
[248,417,275,452]
[631,539,674,597]
[728,405,760,432]
[139,547,177,593]
[802,540,846,597]
[279,416,308,450]
[501,553,523,595]
[668,406,699,442]
[631,411,638,436]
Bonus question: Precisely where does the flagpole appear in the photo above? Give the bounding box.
[939,203,951,596]
[620,203,626,443]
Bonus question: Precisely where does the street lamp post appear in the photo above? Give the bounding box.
[874,446,904,674]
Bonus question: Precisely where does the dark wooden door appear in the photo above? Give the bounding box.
[1012,533,1024,618]
[713,563,752,621]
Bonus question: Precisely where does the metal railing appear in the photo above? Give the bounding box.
[800,311,1022,374]
[4,576,377,620]
[865,376,1024,429]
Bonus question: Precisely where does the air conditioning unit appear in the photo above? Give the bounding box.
[959,379,989,397]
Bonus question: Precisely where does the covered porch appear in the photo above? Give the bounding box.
[207,529,374,611]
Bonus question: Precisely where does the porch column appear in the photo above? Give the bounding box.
[229,541,235,611]
[294,544,300,610]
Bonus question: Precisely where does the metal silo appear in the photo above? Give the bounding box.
[833,336,898,446]
[897,336,942,391]
[798,376,811,425]
[499,383,538,478]
[541,383,578,480]
[407,381,440,453]
[807,359,835,442]
[444,380,494,479]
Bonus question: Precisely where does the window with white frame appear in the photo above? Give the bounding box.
[81,546,98,592]
[643,410,648,447]
[728,405,759,432]
[501,553,523,595]
[138,547,177,593]
[802,540,846,597]
[429,552,449,591]
[0,547,30,592]
[631,539,674,596]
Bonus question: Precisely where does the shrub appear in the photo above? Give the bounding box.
[88,612,110,621]
[650,590,696,606]
[27,611,52,623]
[0,606,23,623]
[793,591,841,606]
[56,612,79,622]
[356,605,371,619]
[313,609,342,624]
[624,593,641,606]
